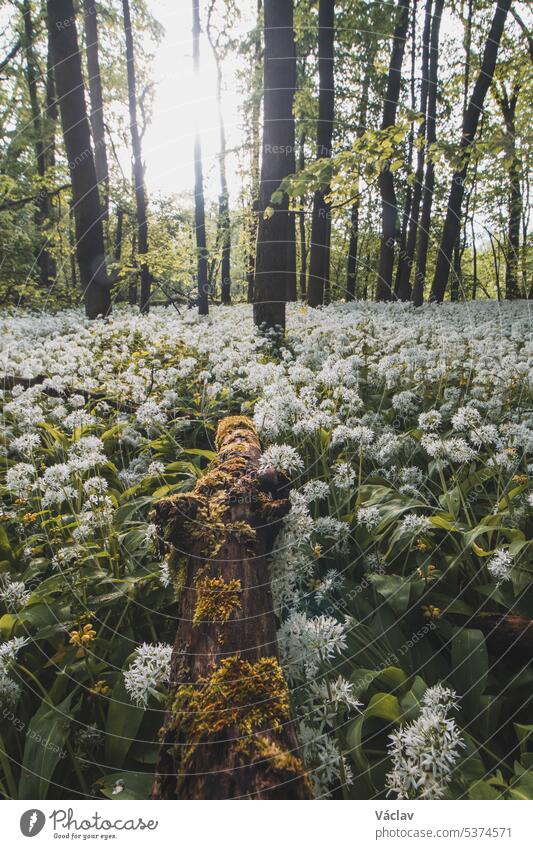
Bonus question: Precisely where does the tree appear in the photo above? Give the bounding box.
[207,1,234,304]
[122,0,151,312]
[307,0,335,308]
[46,0,111,318]
[430,0,512,302]
[412,0,444,306]
[253,0,296,333]
[495,80,523,300]
[375,0,410,302]
[395,0,432,302]
[192,0,209,316]
[83,0,110,220]
[22,0,56,288]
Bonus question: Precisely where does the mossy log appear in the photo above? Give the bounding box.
[151,416,311,799]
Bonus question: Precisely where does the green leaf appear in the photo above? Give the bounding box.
[105,669,145,769]
[19,692,73,799]
[451,628,487,713]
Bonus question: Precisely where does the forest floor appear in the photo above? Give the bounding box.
[0,300,532,799]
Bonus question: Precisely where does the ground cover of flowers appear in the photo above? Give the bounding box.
[0,300,532,800]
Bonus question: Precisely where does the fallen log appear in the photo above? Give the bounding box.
[1,374,138,414]
[151,416,311,799]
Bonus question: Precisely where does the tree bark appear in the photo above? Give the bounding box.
[191,0,209,316]
[151,416,310,800]
[412,0,444,306]
[207,4,232,304]
[497,85,522,300]
[375,0,410,301]
[395,0,432,302]
[46,0,111,319]
[430,0,512,302]
[123,0,151,313]
[346,56,373,302]
[298,132,308,297]
[22,0,56,288]
[307,0,335,308]
[246,0,263,304]
[253,0,296,333]
[83,0,109,220]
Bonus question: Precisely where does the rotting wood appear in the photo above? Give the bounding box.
[151,415,311,800]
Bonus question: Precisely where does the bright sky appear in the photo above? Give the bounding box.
[141,0,250,201]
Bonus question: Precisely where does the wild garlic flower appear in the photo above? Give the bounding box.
[486,549,513,585]
[278,611,349,684]
[418,410,442,432]
[259,444,304,476]
[123,642,172,707]
[356,506,381,531]
[0,577,30,610]
[386,684,464,799]
[332,462,356,491]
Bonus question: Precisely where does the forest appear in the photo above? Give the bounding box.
[0,0,532,803]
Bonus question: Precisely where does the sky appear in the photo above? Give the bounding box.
[140,0,250,201]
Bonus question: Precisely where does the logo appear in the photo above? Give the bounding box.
[20,810,46,838]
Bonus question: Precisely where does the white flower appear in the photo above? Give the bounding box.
[386,683,464,799]
[136,400,167,429]
[278,611,349,683]
[0,578,30,610]
[123,642,172,708]
[259,444,304,476]
[147,461,165,477]
[10,433,41,455]
[398,513,430,536]
[356,506,380,531]
[6,462,35,498]
[418,410,442,432]
[486,549,513,585]
[452,406,482,431]
[332,462,356,491]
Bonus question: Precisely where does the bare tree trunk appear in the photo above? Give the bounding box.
[253,0,296,334]
[191,0,209,316]
[396,0,432,302]
[207,5,232,304]
[394,0,417,300]
[47,0,111,318]
[307,0,335,307]
[152,417,310,800]
[298,132,308,297]
[496,84,522,300]
[375,0,410,301]
[246,0,263,304]
[430,0,511,302]
[122,0,151,313]
[412,0,444,306]
[346,57,373,302]
[22,0,56,288]
[83,0,109,221]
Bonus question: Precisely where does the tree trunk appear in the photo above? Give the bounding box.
[123,0,151,313]
[83,0,110,220]
[497,86,522,300]
[207,10,232,304]
[346,57,373,302]
[298,133,308,297]
[151,417,311,800]
[253,0,296,334]
[394,0,417,300]
[307,0,335,308]
[22,0,56,288]
[46,0,111,319]
[430,0,511,302]
[412,0,443,306]
[375,0,410,301]
[396,0,432,302]
[191,0,209,316]
[246,0,263,304]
